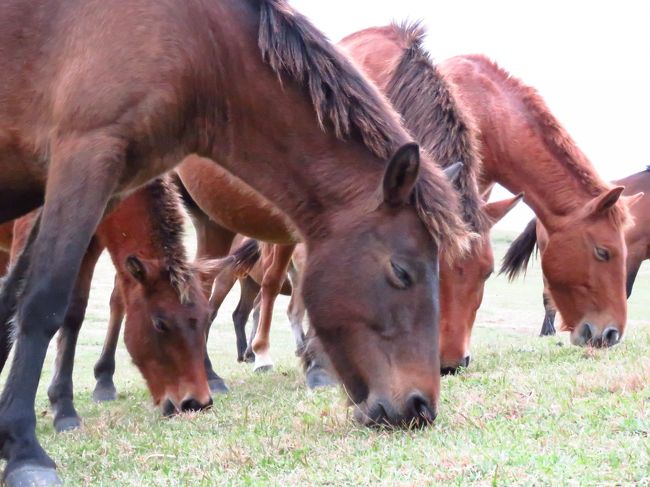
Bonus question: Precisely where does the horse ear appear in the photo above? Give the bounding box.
[383,143,420,206]
[443,161,464,184]
[622,191,644,209]
[125,255,147,283]
[586,186,625,216]
[484,193,524,227]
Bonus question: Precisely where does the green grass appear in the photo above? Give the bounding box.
[3,230,650,485]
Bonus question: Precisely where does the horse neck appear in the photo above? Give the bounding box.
[443,56,608,227]
[192,4,403,242]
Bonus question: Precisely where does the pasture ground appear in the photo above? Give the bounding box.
[1,230,649,485]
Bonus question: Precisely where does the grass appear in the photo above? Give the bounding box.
[2,230,650,485]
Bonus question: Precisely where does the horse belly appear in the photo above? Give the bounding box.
[177,157,299,244]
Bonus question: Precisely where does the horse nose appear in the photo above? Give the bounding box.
[601,327,620,347]
[440,355,471,375]
[577,322,596,346]
[180,396,213,412]
[404,393,437,426]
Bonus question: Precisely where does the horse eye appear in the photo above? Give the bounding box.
[390,261,413,289]
[153,318,170,333]
[594,246,610,262]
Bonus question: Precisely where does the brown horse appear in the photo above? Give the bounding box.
[0,1,467,482]
[340,23,523,372]
[3,179,213,431]
[92,176,237,396]
[439,54,639,347]
[504,168,648,341]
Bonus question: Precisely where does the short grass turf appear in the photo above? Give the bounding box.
[1,230,649,485]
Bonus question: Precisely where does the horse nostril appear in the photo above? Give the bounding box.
[405,393,437,426]
[579,322,596,345]
[463,355,471,368]
[181,396,212,412]
[162,399,178,417]
[602,327,620,347]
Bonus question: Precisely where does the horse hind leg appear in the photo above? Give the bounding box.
[0,132,123,486]
[48,239,102,432]
[232,276,260,362]
[287,262,306,356]
[92,275,124,402]
[539,292,557,336]
[0,212,42,374]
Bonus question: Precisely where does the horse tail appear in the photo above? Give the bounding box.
[230,239,262,278]
[500,218,538,281]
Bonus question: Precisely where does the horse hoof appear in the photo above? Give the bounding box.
[306,366,337,389]
[253,352,273,373]
[4,465,61,487]
[92,384,117,403]
[54,416,82,433]
[208,379,229,394]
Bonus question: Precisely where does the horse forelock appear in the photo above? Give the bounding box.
[257,1,469,256]
[386,22,489,234]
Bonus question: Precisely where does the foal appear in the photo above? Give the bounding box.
[4,179,213,431]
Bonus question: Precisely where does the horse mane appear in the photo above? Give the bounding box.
[499,218,538,281]
[385,22,489,234]
[464,54,629,228]
[144,177,193,303]
[257,0,468,257]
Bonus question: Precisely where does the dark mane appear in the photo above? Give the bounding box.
[257,0,468,256]
[465,54,629,227]
[499,218,538,281]
[385,22,489,234]
[144,177,193,303]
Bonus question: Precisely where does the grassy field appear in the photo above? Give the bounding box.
[2,230,649,485]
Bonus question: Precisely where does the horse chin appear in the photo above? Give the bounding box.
[161,397,179,417]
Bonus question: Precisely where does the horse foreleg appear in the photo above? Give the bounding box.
[0,133,122,487]
[539,291,557,336]
[48,240,102,432]
[251,244,294,372]
[202,265,238,393]
[301,326,338,389]
[92,275,124,402]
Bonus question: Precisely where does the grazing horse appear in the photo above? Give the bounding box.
[339,23,523,373]
[0,1,467,483]
[439,54,638,347]
[504,168,648,340]
[3,179,213,431]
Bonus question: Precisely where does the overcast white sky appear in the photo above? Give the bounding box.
[291,0,650,230]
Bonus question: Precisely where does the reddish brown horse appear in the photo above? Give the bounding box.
[2,179,213,431]
[504,168,648,341]
[340,23,523,372]
[0,1,466,482]
[439,54,639,347]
